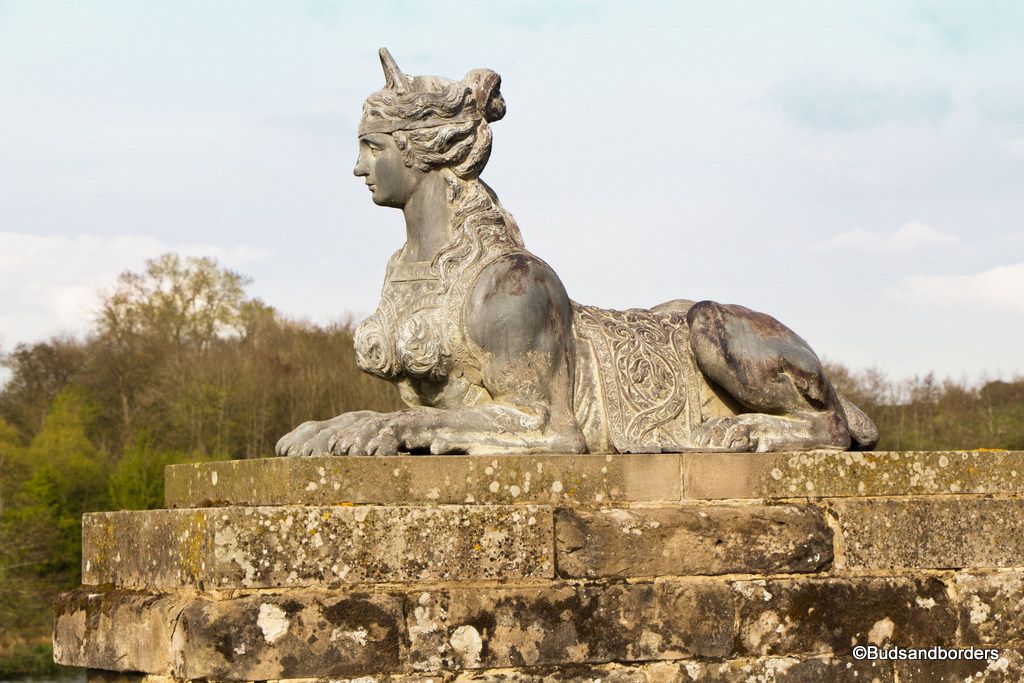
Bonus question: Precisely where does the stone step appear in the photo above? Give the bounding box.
[164,451,1024,508]
[83,496,1024,591]
[81,503,832,589]
[82,505,554,589]
[55,573,1021,680]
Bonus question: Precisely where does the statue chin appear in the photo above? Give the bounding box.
[275,48,878,457]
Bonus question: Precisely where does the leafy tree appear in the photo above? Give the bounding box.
[17,388,110,574]
[99,252,251,349]
[0,338,85,440]
[0,419,28,517]
[109,435,215,510]
[0,419,30,599]
[93,253,255,449]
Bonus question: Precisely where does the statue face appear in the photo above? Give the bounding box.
[353,133,423,208]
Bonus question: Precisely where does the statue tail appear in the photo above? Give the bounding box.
[839,395,879,451]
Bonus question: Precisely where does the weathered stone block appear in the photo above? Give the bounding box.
[86,673,178,683]
[64,587,412,680]
[833,498,1024,569]
[956,572,1024,645]
[670,656,894,682]
[683,450,1024,499]
[733,577,957,657]
[174,591,407,680]
[82,656,896,683]
[83,505,553,588]
[54,588,190,672]
[165,454,682,508]
[896,650,1022,682]
[56,569,1014,681]
[406,579,735,670]
[85,675,440,683]
[450,662,688,682]
[554,504,831,578]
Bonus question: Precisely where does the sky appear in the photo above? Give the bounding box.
[1,0,1023,382]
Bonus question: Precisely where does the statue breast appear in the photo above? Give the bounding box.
[354,260,453,382]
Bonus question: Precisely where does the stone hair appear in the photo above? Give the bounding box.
[363,76,522,289]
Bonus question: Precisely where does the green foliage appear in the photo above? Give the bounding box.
[109,436,216,510]
[4,389,110,581]
[24,388,110,512]
[0,338,85,441]
[0,418,29,600]
[0,642,67,679]
[0,418,28,517]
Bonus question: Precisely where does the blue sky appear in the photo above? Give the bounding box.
[2,1,1022,381]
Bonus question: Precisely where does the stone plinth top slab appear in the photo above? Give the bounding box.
[683,449,1024,499]
[164,451,1024,508]
[164,453,682,508]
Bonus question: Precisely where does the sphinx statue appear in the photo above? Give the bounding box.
[276,48,878,456]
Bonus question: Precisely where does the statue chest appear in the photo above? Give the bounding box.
[353,263,461,382]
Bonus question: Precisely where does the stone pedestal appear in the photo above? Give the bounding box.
[55,451,1024,681]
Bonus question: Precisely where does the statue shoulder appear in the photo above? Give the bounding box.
[464,251,572,351]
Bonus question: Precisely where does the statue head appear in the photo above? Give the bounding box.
[358,48,505,181]
[354,49,523,288]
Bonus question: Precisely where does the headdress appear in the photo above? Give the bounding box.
[358,48,503,136]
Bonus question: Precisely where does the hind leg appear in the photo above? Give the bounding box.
[686,300,850,452]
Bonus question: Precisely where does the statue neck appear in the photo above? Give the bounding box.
[402,173,451,263]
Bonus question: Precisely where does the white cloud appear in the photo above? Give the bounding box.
[891,262,1024,316]
[816,222,961,254]
[0,232,268,349]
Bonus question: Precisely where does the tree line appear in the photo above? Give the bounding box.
[0,253,1021,676]
[825,364,1024,452]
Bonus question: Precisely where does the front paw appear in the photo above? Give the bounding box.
[327,416,391,456]
[327,414,430,456]
[276,420,325,457]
